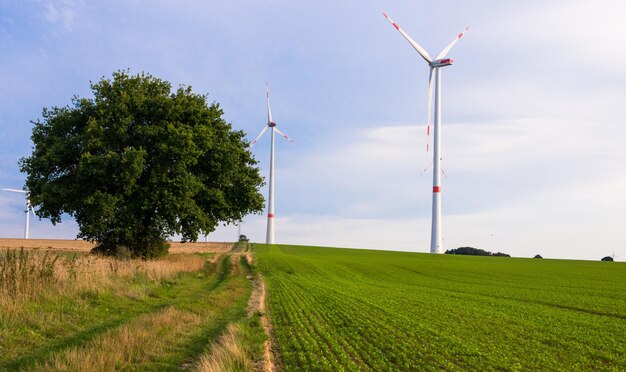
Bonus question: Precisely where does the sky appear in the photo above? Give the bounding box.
[1,0,625,261]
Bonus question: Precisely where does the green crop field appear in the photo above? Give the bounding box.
[256,244,626,371]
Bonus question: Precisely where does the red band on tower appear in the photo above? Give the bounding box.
[268,214,275,218]
[433,186,441,193]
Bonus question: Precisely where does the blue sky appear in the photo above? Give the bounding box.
[1,1,625,260]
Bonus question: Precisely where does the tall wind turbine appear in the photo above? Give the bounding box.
[383,12,468,254]
[3,188,35,239]
[249,82,294,244]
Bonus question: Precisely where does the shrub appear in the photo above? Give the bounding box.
[445,247,510,257]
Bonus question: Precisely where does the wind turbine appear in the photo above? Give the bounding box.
[383,12,468,254]
[3,188,35,239]
[249,82,294,244]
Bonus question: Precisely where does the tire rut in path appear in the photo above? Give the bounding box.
[244,253,275,372]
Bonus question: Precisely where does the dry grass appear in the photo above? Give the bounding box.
[0,249,60,301]
[43,306,202,371]
[0,240,253,370]
[89,253,208,282]
[193,323,253,372]
[0,249,207,310]
[168,241,234,254]
[28,255,251,371]
[0,238,95,251]
[0,238,234,255]
[0,238,230,306]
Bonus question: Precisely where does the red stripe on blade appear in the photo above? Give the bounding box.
[433,186,441,193]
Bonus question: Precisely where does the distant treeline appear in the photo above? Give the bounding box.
[445,247,510,257]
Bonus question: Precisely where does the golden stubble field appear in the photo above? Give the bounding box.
[0,238,234,254]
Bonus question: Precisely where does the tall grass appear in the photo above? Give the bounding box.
[1,248,222,370]
[17,254,256,371]
[0,248,60,301]
[193,323,253,372]
[0,248,208,308]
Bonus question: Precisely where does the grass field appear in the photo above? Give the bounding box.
[0,240,266,371]
[256,244,626,371]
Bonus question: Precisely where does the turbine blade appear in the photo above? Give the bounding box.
[274,127,294,143]
[2,188,26,193]
[382,12,432,64]
[426,67,434,152]
[435,26,469,60]
[30,206,36,217]
[249,125,270,149]
[266,81,274,124]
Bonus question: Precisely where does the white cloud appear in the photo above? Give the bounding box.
[2,0,625,262]
[42,0,77,32]
[241,214,430,252]
[481,1,626,72]
[247,115,626,261]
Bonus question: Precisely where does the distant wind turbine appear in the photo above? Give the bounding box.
[249,82,294,244]
[383,12,469,254]
[3,188,36,239]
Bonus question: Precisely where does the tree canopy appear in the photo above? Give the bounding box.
[445,247,511,257]
[20,71,264,258]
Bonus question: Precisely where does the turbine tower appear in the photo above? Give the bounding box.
[3,188,35,239]
[249,82,294,244]
[383,12,468,254]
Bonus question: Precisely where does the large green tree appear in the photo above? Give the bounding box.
[20,71,264,258]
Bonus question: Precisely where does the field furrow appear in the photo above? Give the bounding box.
[257,244,626,371]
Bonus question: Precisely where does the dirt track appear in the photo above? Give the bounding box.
[0,238,234,254]
[244,252,275,372]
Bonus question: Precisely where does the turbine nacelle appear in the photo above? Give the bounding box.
[269,121,277,127]
[431,58,454,68]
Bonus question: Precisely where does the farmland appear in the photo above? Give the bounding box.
[256,244,626,370]
[2,239,625,371]
[0,239,265,371]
